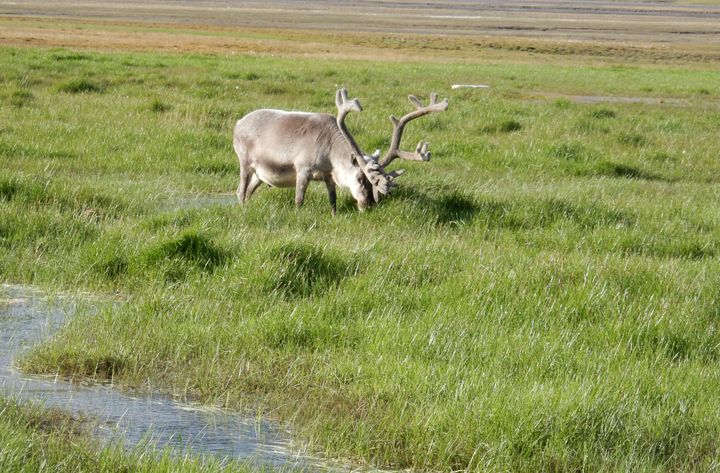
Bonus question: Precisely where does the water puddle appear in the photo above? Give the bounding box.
[171,193,238,211]
[530,92,688,106]
[0,284,346,471]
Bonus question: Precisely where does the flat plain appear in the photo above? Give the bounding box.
[1,1,720,471]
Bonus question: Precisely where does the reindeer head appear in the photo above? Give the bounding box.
[334,88,449,205]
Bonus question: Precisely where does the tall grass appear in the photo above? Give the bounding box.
[1,45,719,471]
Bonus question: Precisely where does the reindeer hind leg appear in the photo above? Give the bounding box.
[244,173,263,202]
[295,170,311,209]
[236,166,253,204]
[234,142,253,204]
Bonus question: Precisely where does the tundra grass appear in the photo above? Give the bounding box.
[0,397,262,472]
[1,45,720,471]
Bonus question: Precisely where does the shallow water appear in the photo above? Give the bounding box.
[0,284,341,471]
[533,92,688,106]
[172,194,238,210]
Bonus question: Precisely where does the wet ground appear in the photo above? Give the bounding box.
[530,92,689,106]
[0,284,345,471]
[172,193,238,211]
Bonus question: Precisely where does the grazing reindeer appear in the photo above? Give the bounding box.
[232,88,448,214]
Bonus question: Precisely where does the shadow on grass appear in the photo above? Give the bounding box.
[390,187,481,227]
[580,161,672,182]
[392,187,631,230]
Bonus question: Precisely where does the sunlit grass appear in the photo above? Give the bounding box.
[1,45,719,471]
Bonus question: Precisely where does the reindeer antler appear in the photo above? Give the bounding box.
[379,93,449,168]
[335,88,362,122]
[335,88,402,202]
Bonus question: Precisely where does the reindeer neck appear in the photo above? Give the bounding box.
[329,124,360,167]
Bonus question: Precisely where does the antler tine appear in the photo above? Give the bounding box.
[408,95,423,109]
[334,87,364,153]
[380,92,448,167]
[335,87,362,123]
[394,141,430,162]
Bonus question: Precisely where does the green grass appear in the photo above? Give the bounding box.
[1,45,720,471]
[0,397,261,472]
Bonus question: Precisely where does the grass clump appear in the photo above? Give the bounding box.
[80,233,130,281]
[499,118,522,132]
[478,118,522,134]
[0,176,49,203]
[547,142,589,161]
[149,97,171,113]
[261,242,351,298]
[3,88,34,108]
[617,131,647,147]
[56,78,106,94]
[51,52,92,61]
[140,231,227,278]
[590,161,663,181]
[589,107,617,119]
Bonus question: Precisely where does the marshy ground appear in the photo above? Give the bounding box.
[1,1,720,471]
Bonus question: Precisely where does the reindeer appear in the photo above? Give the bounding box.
[232,88,448,214]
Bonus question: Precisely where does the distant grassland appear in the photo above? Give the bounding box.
[0,16,719,65]
[1,43,720,471]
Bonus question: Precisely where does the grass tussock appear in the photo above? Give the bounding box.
[3,88,34,108]
[149,97,171,113]
[140,231,228,279]
[589,107,617,119]
[262,242,352,298]
[547,142,590,161]
[56,78,106,94]
[617,131,647,147]
[589,161,664,181]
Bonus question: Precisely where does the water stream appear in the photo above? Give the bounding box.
[0,284,338,471]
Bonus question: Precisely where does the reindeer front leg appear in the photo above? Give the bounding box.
[236,164,253,204]
[295,170,310,209]
[323,176,337,216]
